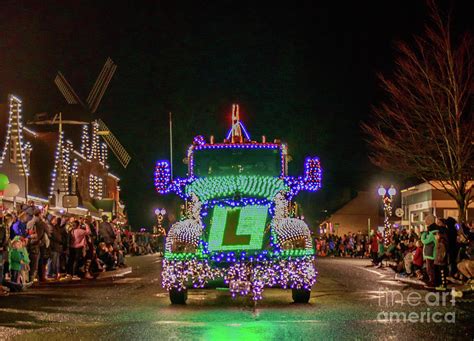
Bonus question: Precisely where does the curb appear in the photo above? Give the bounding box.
[29,267,133,288]
[96,266,133,279]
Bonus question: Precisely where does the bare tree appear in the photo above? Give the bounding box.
[362,1,473,222]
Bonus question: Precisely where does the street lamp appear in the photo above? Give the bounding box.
[377,186,387,197]
[153,208,166,234]
[154,208,166,216]
[378,185,397,244]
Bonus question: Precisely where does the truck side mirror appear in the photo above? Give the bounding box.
[155,160,172,194]
[303,157,322,191]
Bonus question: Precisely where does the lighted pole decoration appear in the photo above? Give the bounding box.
[378,185,397,244]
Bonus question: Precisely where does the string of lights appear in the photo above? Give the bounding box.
[0,95,31,176]
[162,257,317,300]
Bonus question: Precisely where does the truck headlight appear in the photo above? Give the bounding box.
[280,237,307,250]
[171,240,197,253]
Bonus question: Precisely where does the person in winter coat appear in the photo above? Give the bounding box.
[445,217,459,277]
[10,212,27,239]
[412,240,424,280]
[99,216,116,246]
[67,221,90,279]
[27,209,47,282]
[421,214,437,287]
[9,237,24,283]
[0,213,13,295]
[86,216,99,246]
[457,239,473,283]
[370,232,379,263]
[49,216,65,279]
[18,237,30,284]
[434,231,448,290]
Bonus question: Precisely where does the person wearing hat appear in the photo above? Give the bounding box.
[21,201,36,223]
[11,211,27,239]
[421,214,438,288]
[9,236,24,283]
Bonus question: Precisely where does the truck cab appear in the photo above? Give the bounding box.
[155,104,322,304]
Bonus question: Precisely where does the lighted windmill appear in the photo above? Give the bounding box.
[52,57,131,168]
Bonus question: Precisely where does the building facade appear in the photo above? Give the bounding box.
[0,95,124,219]
[401,181,474,228]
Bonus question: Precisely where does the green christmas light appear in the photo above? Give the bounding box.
[275,249,315,258]
[164,246,314,261]
[208,206,268,252]
[185,176,288,202]
[164,252,198,261]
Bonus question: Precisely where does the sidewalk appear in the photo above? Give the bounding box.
[372,262,474,301]
[1,266,133,293]
[38,266,133,286]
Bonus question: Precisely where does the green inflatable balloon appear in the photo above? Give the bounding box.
[0,173,9,191]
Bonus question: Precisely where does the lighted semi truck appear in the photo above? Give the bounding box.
[154,104,322,304]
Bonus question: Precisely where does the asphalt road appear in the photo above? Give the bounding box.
[0,255,473,340]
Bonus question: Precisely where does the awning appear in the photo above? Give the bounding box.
[93,199,115,213]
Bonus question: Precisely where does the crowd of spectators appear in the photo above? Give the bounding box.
[0,201,165,296]
[315,217,474,291]
[315,232,371,258]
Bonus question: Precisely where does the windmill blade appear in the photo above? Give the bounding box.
[96,119,131,168]
[86,58,112,107]
[54,72,84,106]
[92,61,117,113]
[87,58,117,114]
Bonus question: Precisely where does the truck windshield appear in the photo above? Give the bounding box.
[193,147,281,177]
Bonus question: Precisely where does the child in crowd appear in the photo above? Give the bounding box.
[19,237,30,284]
[98,242,116,270]
[412,240,424,280]
[9,237,25,283]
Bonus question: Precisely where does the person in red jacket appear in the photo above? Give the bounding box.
[370,231,382,265]
[413,240,424,280]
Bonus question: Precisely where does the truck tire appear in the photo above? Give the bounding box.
[169,288,188,304]
[292,289,311,303]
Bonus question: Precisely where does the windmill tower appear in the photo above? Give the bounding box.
[24,58,131,214]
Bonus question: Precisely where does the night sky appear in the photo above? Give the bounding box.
[0,1,471,229]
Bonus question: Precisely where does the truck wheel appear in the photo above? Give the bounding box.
[169,288,188,304]
[292,289,311,303]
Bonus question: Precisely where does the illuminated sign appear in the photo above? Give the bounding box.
[208,205,268,251]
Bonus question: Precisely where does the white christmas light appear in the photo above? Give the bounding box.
[0,95,30,176]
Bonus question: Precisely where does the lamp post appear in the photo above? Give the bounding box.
[378,185,397,244]
[154,208,166,234]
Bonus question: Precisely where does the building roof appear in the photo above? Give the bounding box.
[26,113,85,150]
[329,191,380,219]
[28,104,92,126]
[401,181,474,196]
